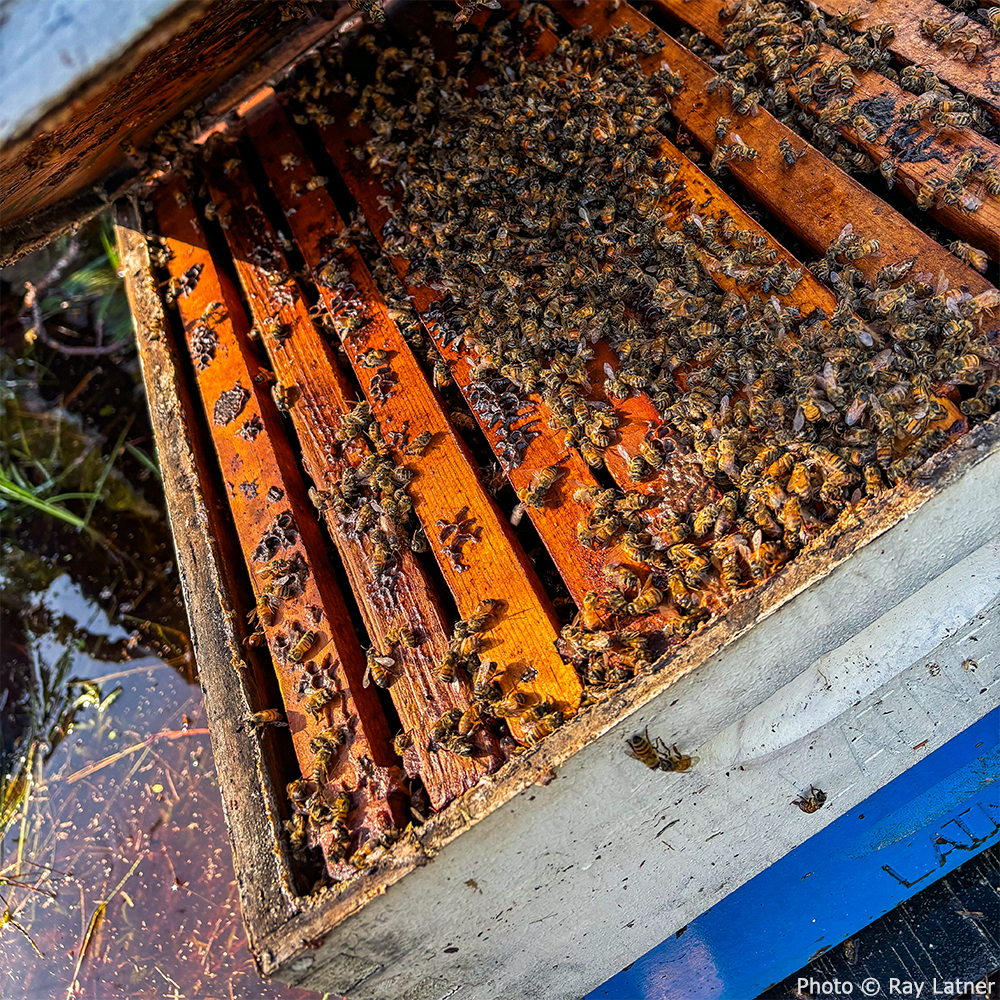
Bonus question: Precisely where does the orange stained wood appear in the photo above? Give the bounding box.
[153,179,408,840]
[550,0,995,296]
[201,155,505,804]
[243,99,584,720]
[810,0,1000,116]
[652,0,1000,252]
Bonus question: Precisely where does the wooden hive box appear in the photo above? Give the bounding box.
[7,0,1000,995]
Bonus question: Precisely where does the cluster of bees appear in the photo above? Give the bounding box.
[708,0,998,198]
[287,12,999,638]
[307,400,422,582]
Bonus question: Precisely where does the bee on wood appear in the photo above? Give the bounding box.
[247,709,288,729]
[628,576,664,616]
[364,649,396,689]
[309,726,348,755]
[288,629,317,663]
[244,628,266,649]
[332,790,352,824]
[436,650,460,684]
[359,349,390,368]
[792,785,828,813]
[714,115,733,141]
[658,743,694,772]
[303,688,336,719]
[579,590,605,630]
[404,430,433,456]
[272,382,294,415]
[625,727,661,769]
[526,711,565,745]
[393,729,413,756]
[950,241,989,272]
[778,138,804,166]
[511,465,565,525]
[491,691,529,718]
[287,778,311,807]
[285,813,308,857]
[386,624,418,647]
[248,592,279,628]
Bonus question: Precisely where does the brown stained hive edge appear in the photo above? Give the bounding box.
[243,98,601,702]
[652,0,1000,252]
[550,0,995,296]
[259,410,1000,977]
[199,149,506,804]
[152,179,409,864]
[114,195,301,932]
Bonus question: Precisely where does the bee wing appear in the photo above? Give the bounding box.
[837,222,855,241]
[362,659,373,689]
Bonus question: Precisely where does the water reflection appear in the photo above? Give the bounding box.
[1,589,315,1000]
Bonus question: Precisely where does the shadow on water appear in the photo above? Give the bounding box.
[1,218,317,999]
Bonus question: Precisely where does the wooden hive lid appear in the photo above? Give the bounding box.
[0,0,353,266]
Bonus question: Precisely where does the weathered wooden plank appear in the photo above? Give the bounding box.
[244,98,585,724]
[201,152,506,806]
[653,0,1000,254]
[153,179,409,865]
[114,194,301,932]
[549,0,995,295]
[0,2,319,267]
[811,0,1000,115]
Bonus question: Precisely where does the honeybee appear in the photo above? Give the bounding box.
[525,711,564,744]
[982,7,1000,35]
[579,590,605,630]
[310,726,348,756]
[285,812,308,856]
[792,785,828,813]
[248,592,278,628]
[288,629,318,663]
[778,138,804,166]
[658,743,694,772]
[272,383,294,415]
[625,727,661,769]
[331,790,352,824]
[404,430,433,456]
[436,649,460,684]
[303,688,336,719]
[950,241,989,272]
[247,709,288,728]
[920,18,955,45]
[364,649,396,688]
[628,576,664,616]
[386,624,418,647]
[287,778,311,807]
[491,691,529,718]
[512,465,565,525]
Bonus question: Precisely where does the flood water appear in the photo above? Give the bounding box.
[1,224,319,999]
[0,598,315,999]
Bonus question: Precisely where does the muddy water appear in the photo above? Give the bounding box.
[0,574,317,1000]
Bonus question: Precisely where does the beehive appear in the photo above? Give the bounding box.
[37,0,1000,994]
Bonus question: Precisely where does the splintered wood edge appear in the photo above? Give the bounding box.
[550,0,994,295]
[114,196,300,943]
[257,410,1000,975]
